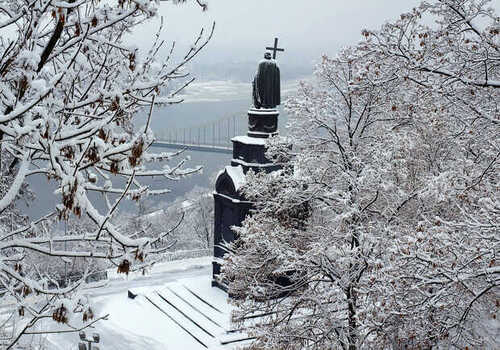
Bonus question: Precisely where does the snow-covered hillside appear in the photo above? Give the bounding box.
[2,257,253,350]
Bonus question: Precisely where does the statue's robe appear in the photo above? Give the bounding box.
[253,58,280,109]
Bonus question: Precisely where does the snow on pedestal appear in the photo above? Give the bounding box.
[213,107,282,288]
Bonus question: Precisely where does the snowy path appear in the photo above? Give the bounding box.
[1,257,256,350]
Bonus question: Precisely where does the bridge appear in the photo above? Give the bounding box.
[152,114,246,154]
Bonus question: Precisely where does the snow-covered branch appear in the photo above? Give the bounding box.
[0,0,211,346]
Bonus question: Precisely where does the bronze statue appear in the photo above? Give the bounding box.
[253,52,281,109]
[252,38,284,109]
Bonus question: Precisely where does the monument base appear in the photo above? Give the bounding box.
[247,108,279,138]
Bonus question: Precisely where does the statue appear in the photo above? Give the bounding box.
[253,52,281,109]
[213,38,285,289]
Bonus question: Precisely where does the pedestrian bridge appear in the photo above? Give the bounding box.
[152,114,244,154]
[153,141,232,154]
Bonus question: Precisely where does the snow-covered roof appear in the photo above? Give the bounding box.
[224,165,246,192]
[248,130,278,136]
[231,135,267,146]
[247,108,278,116]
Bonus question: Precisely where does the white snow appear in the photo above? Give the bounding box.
[214,192,252,204]
[258,58,279,68]
[248,130,278,136]
[224,165,246,191]
[231,135,267,146]
[231,159,277,168]
[247,108,279,115]
[0,154,30,213]
[107,256,211,281]
[25,258,255,350]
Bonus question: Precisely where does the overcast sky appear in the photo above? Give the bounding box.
[130,0,497,101]
[133,0,423,67]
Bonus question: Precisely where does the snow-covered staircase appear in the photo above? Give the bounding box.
[39,258,253,350]
[127,276,253,349]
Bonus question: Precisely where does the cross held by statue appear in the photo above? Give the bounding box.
[266,37,284,59]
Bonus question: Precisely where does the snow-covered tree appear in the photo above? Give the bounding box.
[181,186,213,249]
[0,0,212,347]
[224,51,409,350]
[223,0,498,349]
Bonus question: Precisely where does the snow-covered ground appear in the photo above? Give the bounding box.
[3,257,252,350]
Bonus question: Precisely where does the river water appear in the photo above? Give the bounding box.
[22,99,288,218]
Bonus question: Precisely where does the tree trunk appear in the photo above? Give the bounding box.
[346,284,358,350]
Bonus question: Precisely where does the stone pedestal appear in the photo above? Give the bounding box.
[212,108,281,288]
[231,108,280,173]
